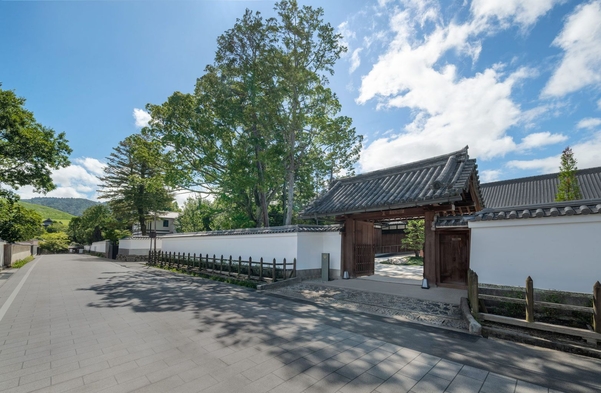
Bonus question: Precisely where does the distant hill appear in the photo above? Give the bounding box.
[18,201,75,225]
[21,197,101,216]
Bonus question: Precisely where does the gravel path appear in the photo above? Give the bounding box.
[268,283,468,331]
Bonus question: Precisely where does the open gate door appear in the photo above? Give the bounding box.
[353,220,375,277]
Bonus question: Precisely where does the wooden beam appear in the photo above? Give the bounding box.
[424,211,436,285]
[479,294,593,314]
[480,313,601,341]
[346,205,454,221]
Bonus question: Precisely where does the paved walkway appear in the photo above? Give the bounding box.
[0,255,599,393]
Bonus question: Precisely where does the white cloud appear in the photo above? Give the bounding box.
[133,108,151,128]
[338,21,355,52]
[507,131,601,173]
[349,48,362,74]
[542,1,601,98]
[471,0,561,28]
[480,169,503,183]
[517,132,567,150]
[577,117,601,129]
[13,157,104,201]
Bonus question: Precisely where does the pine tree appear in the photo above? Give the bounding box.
[402,220,425,257]
[555,147,582,202]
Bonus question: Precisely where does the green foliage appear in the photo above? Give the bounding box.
[39,232,70,253]
[22,197,101,216]
[401,220,425,256]
[98,134,174,236]
[45,221,68,233]
[176,197,216,232]
[11,255,34,268]
[0,196,43,243]
[0,85,71,193]
[145,0,362,228]
[67,205,131,244]
[17,201,74,225]
[555,146,582,202]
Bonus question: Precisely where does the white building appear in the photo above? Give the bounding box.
[132,212,179,236]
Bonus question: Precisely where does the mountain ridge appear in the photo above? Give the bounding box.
[21,197,101,216]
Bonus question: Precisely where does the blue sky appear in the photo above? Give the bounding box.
[2,0,601,203]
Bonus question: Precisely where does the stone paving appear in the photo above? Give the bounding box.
[0,255,599,393]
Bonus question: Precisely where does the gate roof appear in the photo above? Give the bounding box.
[302,146,483,218]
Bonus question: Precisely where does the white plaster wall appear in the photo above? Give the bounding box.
[469,215,601,293]
[90,241,109,254]
[0,241,4,266]
[119,238,162,255]
[161,233,299,264]
[296,232,342,272]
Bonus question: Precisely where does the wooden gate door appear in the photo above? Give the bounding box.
[439,232,469,285]
[353,221,375,277]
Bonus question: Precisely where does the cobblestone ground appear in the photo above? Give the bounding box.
[0,255,599,393]
[267,283,468,331]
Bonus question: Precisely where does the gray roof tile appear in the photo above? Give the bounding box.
[473,199,601,222]
[302,147,482,217]
[481,167,601,208]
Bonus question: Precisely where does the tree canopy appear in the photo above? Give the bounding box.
[0,194,43,243]
[68,205,131,244]
[98,134,174,236]
[145,0,362,228]
[555,147,582,202]
[0,84,71,194]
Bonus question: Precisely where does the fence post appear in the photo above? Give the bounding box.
[526,276,534,323]
[273,258,276,282]
[594,281,600,333]
[148,250,151,265]
[193,253,197,271]
[259,258,263,281]
[283,258,287,280]
[238,256,242,277]
[187,253,191,272]
[293,258,296,278]
[467,269,479,316]
[159,251,163,267]
[248,257,252,280]
[177,252,181,269]
[212,254,216,272]
[220,255,224,275]
[228,256,232,277]
[167,252,170,268]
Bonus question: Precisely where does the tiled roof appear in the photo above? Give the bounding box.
[302,147,482,217]
[481,167,601,208]
[435,216,473,228]
[473,199,601,222]
[161,225,341,238]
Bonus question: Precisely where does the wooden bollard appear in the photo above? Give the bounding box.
[248,257,252,280]
[526,276,534,323]
[228,256,232,277]
[594,281,601,333]
[259,258,263,281]
[272,258,276,282]
[220,255,224,274]
[293,258,297,278]
[468,269,479,316]
[238,256,242,276]
[283,258,287,280]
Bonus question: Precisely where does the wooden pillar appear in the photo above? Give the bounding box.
[526,276,534,323]
[424,211,436,285]
[342,218,356,278]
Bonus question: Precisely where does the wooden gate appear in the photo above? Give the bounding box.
[354,244,375,276]
[439,232,469,285]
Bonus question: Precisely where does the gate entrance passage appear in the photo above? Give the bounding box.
[302,147,483,288]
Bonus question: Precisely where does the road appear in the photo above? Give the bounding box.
[0,254,599,393]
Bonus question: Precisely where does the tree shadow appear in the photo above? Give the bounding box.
[78,266,601,392]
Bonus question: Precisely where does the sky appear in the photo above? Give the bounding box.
[2,0,601,204]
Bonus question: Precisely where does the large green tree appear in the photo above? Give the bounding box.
[146,0,362,228]
[176,197,216,233]
[68,205,130,244]
[0,195,43,243]
[0,85,71,193]
[98,134,174,236]
[555,147,582,202]
[402,220,425,257]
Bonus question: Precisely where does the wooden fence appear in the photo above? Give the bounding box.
[147,251,296,283]
[467,269,601,344]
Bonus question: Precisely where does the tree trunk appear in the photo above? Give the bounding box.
[138,208,147,236]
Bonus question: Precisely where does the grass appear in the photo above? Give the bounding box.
[153,264,258,289]
[11,255,35,268]
[18,201,74,224]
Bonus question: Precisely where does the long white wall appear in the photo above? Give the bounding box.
[90,240,109,254]
[160,231,342,273]
[119,238,162,255]
[469,215,601,293]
